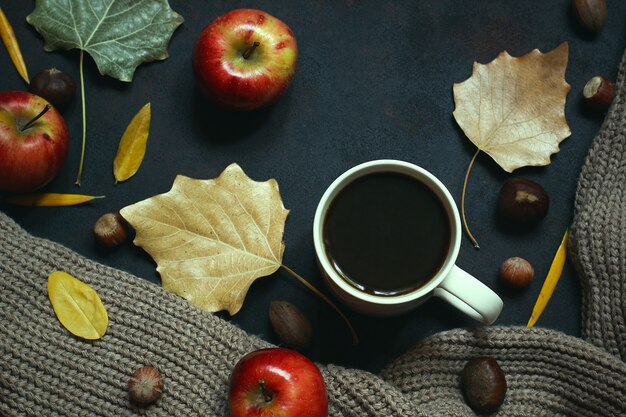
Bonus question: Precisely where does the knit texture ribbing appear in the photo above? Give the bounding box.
[1,211,625,416]
[569,50,626,361]
[1,50,626,416]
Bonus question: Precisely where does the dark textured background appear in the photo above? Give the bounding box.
[1,1,624,373]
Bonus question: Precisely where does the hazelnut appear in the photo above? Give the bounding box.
[269,301,313,350]
[572,0,607,33]
[128,366,164,405]
[498,178,549,225]
[583,76,614,110]
[500,257,534,288]
[462,356,507,413]
[94,213,127,248]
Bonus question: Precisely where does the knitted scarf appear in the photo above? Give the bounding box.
[1,50,625,416]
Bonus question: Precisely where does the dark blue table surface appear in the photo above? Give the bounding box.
[1,0,624,373]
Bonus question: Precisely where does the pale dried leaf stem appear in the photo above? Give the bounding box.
[461,148,481,249]
[75,50,87,186]
[280,264,359,345]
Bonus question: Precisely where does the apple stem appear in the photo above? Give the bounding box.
[258,380,273,403]
[242,41,260,59]
[19,104,51,131]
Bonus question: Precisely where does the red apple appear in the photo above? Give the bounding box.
[192,9,298,111]
[0,91,69,193]
[229,347,328,417]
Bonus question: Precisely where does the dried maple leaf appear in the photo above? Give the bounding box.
[120,163,289,315]
[453,42,571,172]
[452,43,571,247]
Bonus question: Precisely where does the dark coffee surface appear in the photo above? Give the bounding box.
[323,172,450,295]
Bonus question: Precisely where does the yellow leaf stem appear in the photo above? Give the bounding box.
[4,193,104,206]
[0,7,29,83]
[527,229,569,327]
[113,103,151,183]
[48,271,108,340]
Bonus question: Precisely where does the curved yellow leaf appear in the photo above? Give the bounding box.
[120,163,290,315]
[453,43,571,173]
[113,103,151,183]
[527,229,569,327]
[3,193,104,206]
[0,7,29,83]
[48,271,108,340]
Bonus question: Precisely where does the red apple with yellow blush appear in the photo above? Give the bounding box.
[229,348,328,417]
[0,91,69,193]
[192,9,298,110]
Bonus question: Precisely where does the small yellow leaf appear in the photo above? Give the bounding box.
[113,103,151,183]
[4,193,104,206]
[0,7,29,83]
[527,229,569,327]
[48,271,108,340]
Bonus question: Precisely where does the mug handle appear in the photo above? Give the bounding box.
[433,265,503,324]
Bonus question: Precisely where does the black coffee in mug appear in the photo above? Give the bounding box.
[322,171,451,296]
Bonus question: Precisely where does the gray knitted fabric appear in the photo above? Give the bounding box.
[1,51,625,416]
[569,50,626,362]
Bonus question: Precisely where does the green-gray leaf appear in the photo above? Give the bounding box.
[27,0,184,82]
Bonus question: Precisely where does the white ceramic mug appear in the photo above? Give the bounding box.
[313,159,503,324]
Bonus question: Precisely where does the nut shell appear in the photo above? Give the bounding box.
[498,178,549,225]
[500,257,534,288]
[572,0,607,33]
[94,213,128,248]
[583,76,614,110]
[29,68,76,108]
[462,356,507,413]
[269,301,313,350]
[128,366,164,405]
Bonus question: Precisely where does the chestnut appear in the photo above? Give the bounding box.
[462,356,507,413]
[29,68,76,108]
[498,178,549,225]
[583,76,614,110]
